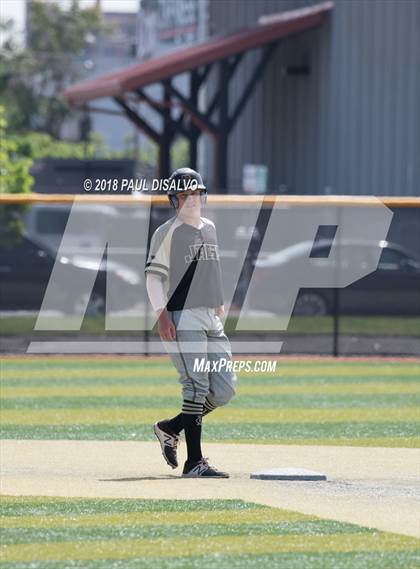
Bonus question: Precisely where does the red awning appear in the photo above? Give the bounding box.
[63,2,333,105]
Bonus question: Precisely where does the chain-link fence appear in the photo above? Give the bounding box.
[1,195,419,356]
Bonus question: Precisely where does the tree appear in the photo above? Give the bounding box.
[0,106,33,247]
[8,131,117,160]
[0,0,109,138]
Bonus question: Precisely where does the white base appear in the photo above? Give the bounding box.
[250,467,327,481]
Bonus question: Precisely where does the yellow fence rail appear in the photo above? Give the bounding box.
[0,193,419,207]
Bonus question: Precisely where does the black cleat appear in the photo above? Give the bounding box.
[182,457,229,478]
[153,421,179,469]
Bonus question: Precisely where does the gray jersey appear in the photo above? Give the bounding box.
[145,216,223,312]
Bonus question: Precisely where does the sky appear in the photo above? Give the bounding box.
[0,0,26,46]
[0,0,140,24]
[0,0,139,45]
[62,0,139,12]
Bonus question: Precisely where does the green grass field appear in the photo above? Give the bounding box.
[1,497,419,569]
[1,358,419,446]
[2,314,420,335]
[1,358,419,568]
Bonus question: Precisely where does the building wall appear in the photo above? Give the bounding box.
[205,0,419,196]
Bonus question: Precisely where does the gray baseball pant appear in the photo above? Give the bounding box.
[162,307,237,407]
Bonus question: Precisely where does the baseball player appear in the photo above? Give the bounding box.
[145,167,236,478]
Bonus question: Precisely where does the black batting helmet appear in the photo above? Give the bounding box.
[167,167,207,208]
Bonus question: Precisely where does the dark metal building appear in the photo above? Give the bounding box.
[206,0,419,195]
[64,2,331,193]
[63,0,419,197]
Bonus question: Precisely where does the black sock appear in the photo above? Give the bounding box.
[160,397,216,436]
[202,397,217,417]
[181,400,203,464]
[163,396,216,433]
[160,415,183,435]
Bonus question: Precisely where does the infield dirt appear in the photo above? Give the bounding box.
[1,440,419,538]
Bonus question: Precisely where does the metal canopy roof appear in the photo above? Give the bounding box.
[63,2,333,105]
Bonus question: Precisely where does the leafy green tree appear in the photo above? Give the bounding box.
[124,134,190,170]
[0,0,109,138]
[8,131,118,160]
[0,106,33,247]
[171,138,189,170]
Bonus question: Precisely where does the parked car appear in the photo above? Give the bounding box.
[0,236,141,315]
[24,203,146,256]
[249,240,420,316]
